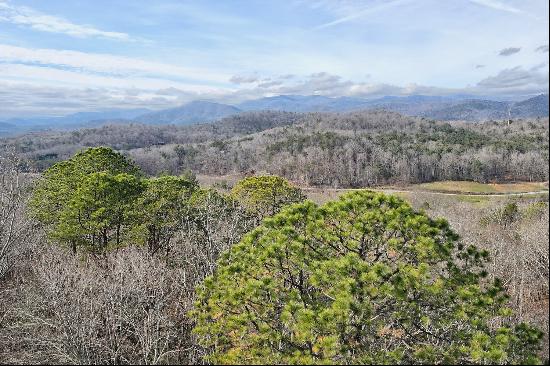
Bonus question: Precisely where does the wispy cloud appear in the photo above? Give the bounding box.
[0,44,230,84]
[468,0,522,14]
[0,1,130,40]
[313,0,407,30]
[1,65,548,118]
[498,47,521,56]
[535,45,549,53]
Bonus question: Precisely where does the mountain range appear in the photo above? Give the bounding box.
[134,101,240,125]
[1,94,547,136]
[0,108,150,136]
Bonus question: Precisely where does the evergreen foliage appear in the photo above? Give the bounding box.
[131,175,198,254]
[30,147,143,252]
[192,191,543,364]
[231,175,305,223]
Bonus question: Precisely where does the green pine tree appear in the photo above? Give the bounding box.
[192,190,543,365]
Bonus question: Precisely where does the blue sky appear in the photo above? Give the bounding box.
[0,0,548,117]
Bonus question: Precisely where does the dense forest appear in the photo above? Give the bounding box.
[2,110,548,187]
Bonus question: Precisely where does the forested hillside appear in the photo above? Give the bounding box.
[3,110,548,187]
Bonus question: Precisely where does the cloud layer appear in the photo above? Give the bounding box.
[1,50,547,118]
[477,65,548,91]
[0,1,130,40]
[0,44,230,85]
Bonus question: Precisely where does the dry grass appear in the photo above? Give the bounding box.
[413,181,548,194]
[196,174,244,189]
[199,175,548,197]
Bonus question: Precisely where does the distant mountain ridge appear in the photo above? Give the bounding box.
[0,108,151,136]
[420,99,511,121]
[1,94,547,136]
[134,101,241,125]
[236,94,548,120]
[236,95,371,112]
[510,94,549,117]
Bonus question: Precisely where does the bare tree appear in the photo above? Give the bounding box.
[3,246,201,365]
[0,150,37,280]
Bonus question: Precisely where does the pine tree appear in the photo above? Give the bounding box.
[192,191,543,364]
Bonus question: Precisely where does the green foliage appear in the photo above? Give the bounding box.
[69,172,143,250]
[231,175,305,222]
[30,147,143,252]
[501,202,520,225]
[192,191,543,364]
[131,175,198,254]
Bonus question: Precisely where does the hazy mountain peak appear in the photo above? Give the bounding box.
[134,101,241,125]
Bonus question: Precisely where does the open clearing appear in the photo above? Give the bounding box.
[197,175,549,204]
[411,181,549,194]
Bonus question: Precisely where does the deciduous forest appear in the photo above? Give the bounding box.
[2,111,548,186]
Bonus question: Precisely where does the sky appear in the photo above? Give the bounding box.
[0,0,548,118]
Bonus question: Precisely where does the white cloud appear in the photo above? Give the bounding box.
[1,65,548,118]
[0,1,130,40]
[0,42,239,117]
[229,75,260,84]
[0,81,184,117]
[0,44,231,84]
[477,65,548,90]
[0,63,228,92]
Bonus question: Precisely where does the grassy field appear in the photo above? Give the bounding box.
[412,181,548,194]
[303,187,549,206]
[197,175,549,195]
[197,175,550,206]
[196,174,242,189]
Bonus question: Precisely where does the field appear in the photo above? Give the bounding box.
[412,181,549,194]
[197,174,549,202]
